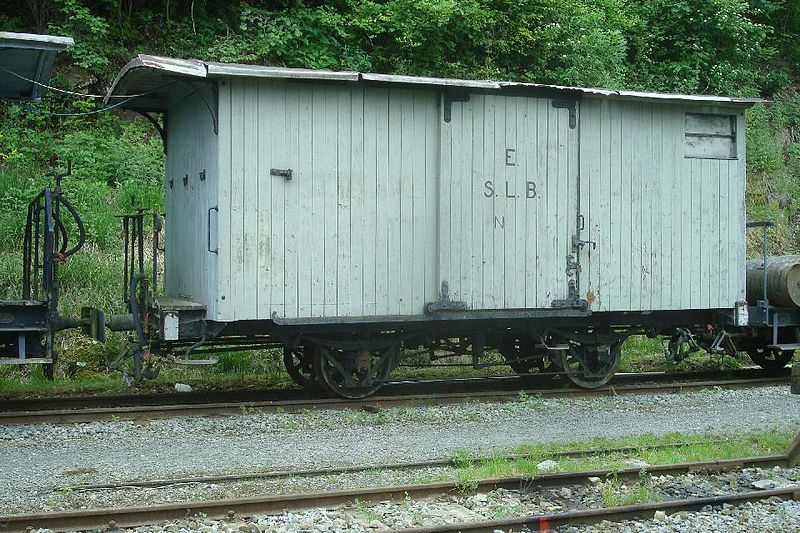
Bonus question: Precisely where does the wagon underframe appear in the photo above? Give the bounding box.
[137,306,743,398]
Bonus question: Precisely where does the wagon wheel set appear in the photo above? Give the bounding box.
[736,339,795,371]
[285,332,626,398]
[498,332,623,389]
[283,339,402,399]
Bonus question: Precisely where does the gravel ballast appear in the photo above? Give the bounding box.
[1,385,798,517]
[21,466,800,532]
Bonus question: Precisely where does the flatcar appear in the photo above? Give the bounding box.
[3,45,798,398]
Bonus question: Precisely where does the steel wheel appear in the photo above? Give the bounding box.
[560,340,621,389]
[312,344,396,399]
[282,346,316,388]
[745,346,793,372]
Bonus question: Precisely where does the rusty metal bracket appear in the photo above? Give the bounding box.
[565,253,580,276]
[571,234,596,253]
[552,99,577,129]
[552,280,588,310]
[443,92,471,123]
[178,79,218,135]
[425,281,468,314]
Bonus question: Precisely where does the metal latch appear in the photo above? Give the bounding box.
[270,168,293,181]
[565,254,580,275]
[571,234,596,252]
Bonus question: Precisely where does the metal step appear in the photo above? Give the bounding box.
[0,358,52,365]
[171,356,219,365]
[535,343,570,351]
[155,296,206,312]
[767,343,800,351]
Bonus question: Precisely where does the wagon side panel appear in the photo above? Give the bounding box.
[216,80,440,320]
[581,98,746,311]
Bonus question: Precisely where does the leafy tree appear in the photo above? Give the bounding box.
[624,0,773,95]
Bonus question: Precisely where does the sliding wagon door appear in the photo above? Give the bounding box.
[436,94,579,310]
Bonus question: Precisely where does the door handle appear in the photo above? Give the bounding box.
[572,234,596,251]
[207,206,218,254]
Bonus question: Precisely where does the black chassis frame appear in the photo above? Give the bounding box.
[151,307,740,362]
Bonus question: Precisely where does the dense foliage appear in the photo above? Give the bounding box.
[1,0,800,314]
[5,1,799,93]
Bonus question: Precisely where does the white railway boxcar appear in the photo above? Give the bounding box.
[107,56,759,396]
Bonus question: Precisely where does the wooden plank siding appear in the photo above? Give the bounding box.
[164,90,218,317]
[439,95,577,309]
[215,79,439,320]
[578,98,746,311]
[204,81,747,322]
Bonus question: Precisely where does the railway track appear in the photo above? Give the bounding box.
[401,488,800,532]
[2,452,797,531]
[59,440,722,492]
[0,368,789,425]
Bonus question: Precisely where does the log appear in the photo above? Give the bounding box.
[746,255,800,308]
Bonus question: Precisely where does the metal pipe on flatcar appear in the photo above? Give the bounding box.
[745,255,800,308]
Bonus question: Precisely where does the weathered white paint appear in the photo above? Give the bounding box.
[165,77,748,322]
[578,98,746,311]
[215,80,441,320]
[440,95,577,309]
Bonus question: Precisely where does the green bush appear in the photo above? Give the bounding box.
[0,0,799,386]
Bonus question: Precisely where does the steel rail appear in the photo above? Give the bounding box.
[0,375,787,426]
[0,367,787,412]
[397,487,800,532]
[0,456,788,531]
[64,440,724,492]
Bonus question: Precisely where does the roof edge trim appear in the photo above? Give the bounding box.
[105,55,766,109]
[206,62,357,81]
[104,54,207,103]
[0,31,74,49]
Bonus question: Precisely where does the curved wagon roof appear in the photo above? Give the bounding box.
[106,54,762,112]
[0,31,73,101]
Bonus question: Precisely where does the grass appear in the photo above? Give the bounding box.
[0,330,766,399]
[601,471,662,507]
[343,409,392,426]
[0,348,291,398]
[446,429,799,509]
[450,429,795,484]
[619,335,751,373]
[353,498,382,522]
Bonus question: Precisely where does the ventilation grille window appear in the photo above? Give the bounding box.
[684,113,737,159]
